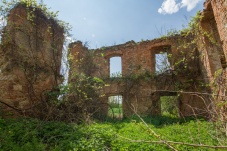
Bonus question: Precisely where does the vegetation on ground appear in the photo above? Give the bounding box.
[0,116,226,151]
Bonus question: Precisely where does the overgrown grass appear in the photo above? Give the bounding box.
[0,116,225,151]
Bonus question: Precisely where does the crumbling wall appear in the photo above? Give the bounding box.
[197,0,227,120]
[199,0,226,83]
[0,3,64,116]
[209,0,227,61]
[68,41,89,78]
[69,35,207,117]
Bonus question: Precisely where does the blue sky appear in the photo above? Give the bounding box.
[43,0,205,75]
[0,0,205,48]
[42,0,205,49]
[0,0,206,75]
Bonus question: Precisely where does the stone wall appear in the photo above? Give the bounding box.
[0,3,64,116]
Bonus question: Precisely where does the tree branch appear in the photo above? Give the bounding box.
[117,135,227,149]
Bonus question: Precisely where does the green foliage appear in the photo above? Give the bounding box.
[110,71,122,78]
[0,0,71,36]
[160,96,179,117]
[0,117,225,151]
[69,73,104,102]
[108,106,123,118]
[109,103,122,109]
[0,118,46,151]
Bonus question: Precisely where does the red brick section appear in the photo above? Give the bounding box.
[69,35,207,117]
[199,0,227,120]
[0,4,64,117]
[209,0,227,60]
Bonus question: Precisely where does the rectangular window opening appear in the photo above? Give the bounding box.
[155,52,171,74]
[110,57,122,77]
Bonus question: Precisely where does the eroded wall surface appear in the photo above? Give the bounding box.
[199,0,227,83]
[0,4,64,116]
[69,36,208,117]
[198,0,227,119]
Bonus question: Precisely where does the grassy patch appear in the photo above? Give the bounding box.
[0,116,225,151]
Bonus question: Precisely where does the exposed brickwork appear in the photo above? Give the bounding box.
[69,36,207,117]
[209,0,227,61]
[0,4,64,116]
[199,0,226,83]
[199,0,227,120]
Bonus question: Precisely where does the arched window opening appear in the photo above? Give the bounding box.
[108,95,123,119]
[110,56,122,77]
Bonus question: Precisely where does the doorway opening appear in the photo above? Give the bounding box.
[108,95,123,119]
[160,95,179,117]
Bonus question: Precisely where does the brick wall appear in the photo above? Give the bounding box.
[69,36,207,117]
[0,3,64,117]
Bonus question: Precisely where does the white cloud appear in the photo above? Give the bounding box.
[158,0,202,15]
[158,0,181,14]
[181,0,201,11]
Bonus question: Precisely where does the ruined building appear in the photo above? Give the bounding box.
[0,0,226,119]
[69,0,227,118]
